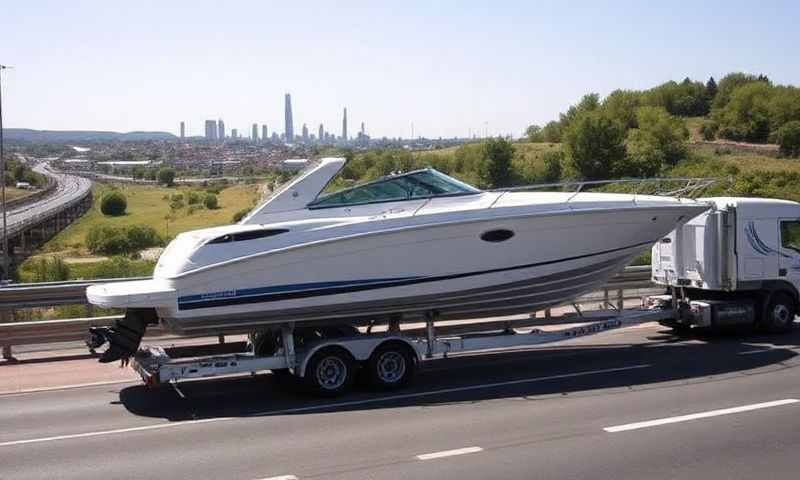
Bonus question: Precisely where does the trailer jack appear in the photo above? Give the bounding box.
[87,309,158,363]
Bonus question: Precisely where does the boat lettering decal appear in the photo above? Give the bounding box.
[177,239,656,311]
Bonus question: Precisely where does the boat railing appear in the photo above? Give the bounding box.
[487,177,720,207]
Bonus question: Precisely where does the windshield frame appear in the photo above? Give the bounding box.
[306,168,482,210]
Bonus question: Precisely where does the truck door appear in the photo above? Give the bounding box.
[778,219,800,288]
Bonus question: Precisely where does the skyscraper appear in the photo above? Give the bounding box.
[252,123,259,142]
[361,122,365,136]
[231,128,238,139]
[302,123,309,142]
[218,119,225,140]
[318,124,324,142]
[284,93,294,143]
[342,107,348,141]
[180,121,185,139]
[262,125,267,142]
[204,120,217,140]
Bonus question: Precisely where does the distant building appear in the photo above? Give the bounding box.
[361,122,365,136]
[204,120,218,140]
[262,125,268,142]
[284,93,294,143]
[342,107,348,141]
[318,124,324,142]
[271,132,279,142]
[302,123,309,142]
[252,123,259,141]
[231,128,238,139]
[180,121,185,139]
[218,119,225,140]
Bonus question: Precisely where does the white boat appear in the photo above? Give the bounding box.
[86,157,709,361]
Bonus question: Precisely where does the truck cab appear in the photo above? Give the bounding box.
[651,197,800,333]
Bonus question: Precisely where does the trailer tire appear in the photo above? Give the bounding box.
[367,342,416,390]
[303,347,356,397]
[764,293,796,334]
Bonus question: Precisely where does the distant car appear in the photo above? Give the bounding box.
[15,182,33,189]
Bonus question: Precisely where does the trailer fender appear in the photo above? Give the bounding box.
[295,335,418,378]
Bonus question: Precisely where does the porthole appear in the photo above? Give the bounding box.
[481,229,515,243]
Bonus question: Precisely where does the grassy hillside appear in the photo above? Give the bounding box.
[40,182,262,256]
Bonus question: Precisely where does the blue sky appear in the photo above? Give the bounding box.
[2,1,798,138]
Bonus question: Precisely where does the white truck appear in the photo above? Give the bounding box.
[651,197,800,333]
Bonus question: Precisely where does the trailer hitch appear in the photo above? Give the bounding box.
[86,309,158,363]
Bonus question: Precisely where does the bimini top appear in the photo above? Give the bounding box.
[308,168,481,209]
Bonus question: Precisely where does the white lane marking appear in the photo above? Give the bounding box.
[0,417,232,447]
[0,364,650,448]
[0,379,138,397]
[604,399,800,433]
[739,349,772,355]
[417,446,483,460]
[255,476,298,480]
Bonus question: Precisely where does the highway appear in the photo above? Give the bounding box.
[4,162,93,235]
[2,323,800,479]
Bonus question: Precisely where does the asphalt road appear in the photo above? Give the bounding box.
[5,162,93,235]
[2,323,800,480]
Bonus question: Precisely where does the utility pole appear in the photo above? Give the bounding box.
[0,64,11,282]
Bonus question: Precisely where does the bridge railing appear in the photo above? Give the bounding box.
[0,267,658,360]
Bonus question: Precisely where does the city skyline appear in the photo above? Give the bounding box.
[2,2,800,138]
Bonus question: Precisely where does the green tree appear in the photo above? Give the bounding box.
[131,166,146,180]
[713,72,759,110]
[480,137,514,188]
[525,124,543,142]
[563,111,626,180]
[705,76,718,102]
[602,89,642,130]
[559,93,600,131]
[157,167,176,186]
[540,149,563,182]
[774,120,800,157]
[715,81,773,142]
[100,191,127,216]
[625,106,689,176]
[541,121,563,143]
[232,208,250,223]
[203,193,219,209]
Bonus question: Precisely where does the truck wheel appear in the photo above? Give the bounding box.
[764,293,796,334]
[303,347,356,397]
[367,342,416,390]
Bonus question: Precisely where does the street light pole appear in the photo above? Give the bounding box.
[0,64,9,282]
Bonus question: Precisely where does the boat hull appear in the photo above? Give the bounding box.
[153,204,701,335]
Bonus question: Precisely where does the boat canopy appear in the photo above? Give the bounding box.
[308,169,481,208]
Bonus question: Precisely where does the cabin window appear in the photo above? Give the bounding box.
[780,221,800,253]
[208,229,289,244]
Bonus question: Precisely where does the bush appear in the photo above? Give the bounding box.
[699,120,719,141]
[774,120,800,157]
[100,192,127,216]
[187,191,201,205]
[204,193,219,209]
[232,208,250,223]
[29,256,71,282]
[158,168,176,186]
[86,224,162,255]
[480,137,514,188]
[540,149,563,182]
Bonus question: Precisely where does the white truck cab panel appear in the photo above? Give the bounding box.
[653,197,800,291]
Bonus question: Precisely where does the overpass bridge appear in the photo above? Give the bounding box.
[1,162,93,277]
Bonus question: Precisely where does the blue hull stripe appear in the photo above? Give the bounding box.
[177,239,655,311]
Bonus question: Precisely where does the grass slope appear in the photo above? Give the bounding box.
[42,182,262,256]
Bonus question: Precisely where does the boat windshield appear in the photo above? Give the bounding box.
[309,169,481,208]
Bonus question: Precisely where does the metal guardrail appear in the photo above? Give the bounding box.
[0,266,657,359]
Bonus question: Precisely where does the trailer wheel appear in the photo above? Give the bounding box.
[304,347,356,397]
[367,342,416,390]
[764,293,796,334]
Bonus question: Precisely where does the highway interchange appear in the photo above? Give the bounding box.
[4,162,92,235]
[2,322,800,479]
